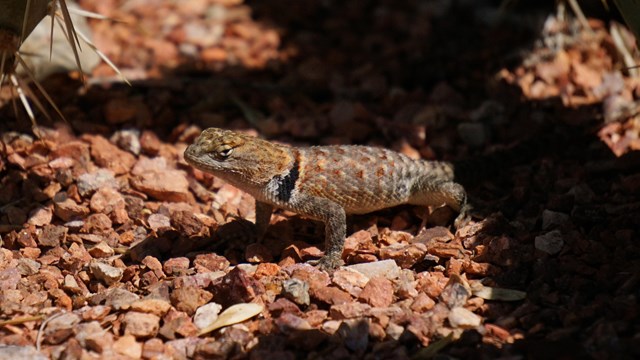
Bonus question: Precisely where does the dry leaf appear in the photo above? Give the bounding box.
[197,303,263,336]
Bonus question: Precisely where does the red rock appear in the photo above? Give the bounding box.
[147,213,172,232]
[27,205,53,226]
[123,311,161,338]
[254,263,281,278]
[303,310,328,327]
[163,257,190,276]
[43,312,81,344]
[88,241,115,258]
[83,134,136,175]
[208,267,265,307]
[113,334,142,358]
[76,169,119,197]
[410,292,436,313]
[169,210,209,237]
[170,287,213,315]
[378,243,427,269]
[193,253,229,273]
[160,309,198,339]
[90,187,129,224]
[130,157,191,202]
[312,286,352,305]
[331,268,369,297]
[142,338,165,359]
[416,271,448,299]
[37,225,67,247]
[130,298,172,317]
[140,131,161,156]
[51,141,90,163]
[90,260,124,286]
[358,276,394,308]
[52,192,90,221]
[330,302,372,319]
[142,256,165,278]
[82,213,113,233]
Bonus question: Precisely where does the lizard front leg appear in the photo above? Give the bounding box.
[255,200,274,242]
[291,193,346,271]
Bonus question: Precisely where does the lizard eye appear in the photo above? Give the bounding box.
[218,148,234,158]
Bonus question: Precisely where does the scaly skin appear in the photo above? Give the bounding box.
[184,128,469,271]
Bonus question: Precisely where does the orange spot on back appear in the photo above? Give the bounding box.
[336,148,346,154]
[376,167,385,177]
[357,170,364,179]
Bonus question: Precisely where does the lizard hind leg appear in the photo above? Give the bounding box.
[411,179,471,230]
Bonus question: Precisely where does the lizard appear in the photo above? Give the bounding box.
[184,127,471,271]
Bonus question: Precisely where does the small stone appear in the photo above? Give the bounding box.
[113,334,142,358]
[193,253,230,273]
[83,134,136,175]
[386,322,404,340]
[411,292,436,312]
[83,213,113,233]
[331,268,369,297]
[142,338,165,359]
[37,224,67,247]
[53,192,90,221]
[275,313,313,331]
[130,298,172,317]
[111,129,141,155]
[17,258,41,275]
[193,302,222,330]
[330,302,372,319]
[90,187,129,224]
[27,206,53,226]
[534,230,564,255]
[102,288,140,310]
[282,278,310,306]
[347,260,401,280]
[312,286,352,305]
[76,169,119,197]
[0,346,47,360]
[148,213,172,232]
[90,261,124,286]
[170,287,213,315]
[130,157,191,202]
[378,243,427,268]
[448,307,482,328]
[123,311,161,338]
[163,257,190,276]
[541,210,571,230]
[44,312,81,344]
[440,280,472,309]
[160,309,198,339]
[88,241,115,258]
[357,276,394,308]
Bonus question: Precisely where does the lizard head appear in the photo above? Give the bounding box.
[184,128,294,185]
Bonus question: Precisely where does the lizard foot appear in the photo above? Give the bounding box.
[313,255,344,273]
[454,204,474,230]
